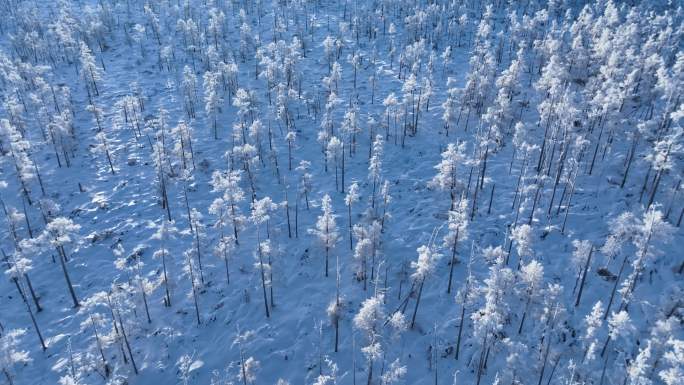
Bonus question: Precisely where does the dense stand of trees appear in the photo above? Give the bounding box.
[0,0,681,384]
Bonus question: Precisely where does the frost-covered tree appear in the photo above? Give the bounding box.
[444,197,469,294]
[620,207,674,308]
[582,301,605,364]
[441,78,461,137]
[182,246,202,325]
[79,42,101,99]
[211,170,247,245]
[326,136,343,192]
[571,239,593,307]
[345,182,360,250]
[171,120,196,172]
[177,354,203,385]
[368,135,384,209]
[352,224,373,290]
[382,93,399,141]
[284,130,297,172]
[251,197,278,318]
[209,195,236,285]
[377,180,393,232]
[77,292,127,378]
[0,119,36,202]
[602,310,635,359]
[470,256,514,385]
[239,356,259,385]
[380,359,407,385]
[341,106,360,157]
[516,259,544,334]
[354,290,385,385]
[204,70,222,139]
[152,219,178,307]
[113,244,153,324]
[93,131,116,175]
[309,195,339,277]
[40,217,81,307]
[3,246,45,351]
[430,142,467,210]
[233,329,259,385]
[182,66,198,119]
[232,142,259,201]
[327,258,344,353]
[509,224,533,268]
[189,208,206,284]
[409,244,441,329]
[600,211,637,317]
[296,160,313,211]
[626,341,653,385]
[251,197,278,241]
[312,357,339,385]
[659,338,683,385]
[0,329,31,385]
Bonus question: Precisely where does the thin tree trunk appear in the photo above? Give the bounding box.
[537,341,551,385]
[518,295,531,334]
[410,278,425,329]
[139,275,151,323]
[561,178,577,234]
[446,229,459,294]
[189,257,201,325]
[348,203,353,250]
[161,248,171,307]
[3,368,13,385]
[605,254,629,320]
[58,246,79,307]
[194,226,205,284]
[257,242,270,318]
[575,246,594,307]
[90,314,110,377]
[116,309,138,374]
[16,279,46,351]
[455,301,466,360]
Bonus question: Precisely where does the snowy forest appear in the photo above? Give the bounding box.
[0,0,682,384]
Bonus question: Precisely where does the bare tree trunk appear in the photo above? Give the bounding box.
[366,357,373,385]
[605,254,629,320]
[257,241,270,318]
[17,279,46,351]
[116,308,138,374]
[561,177,577,234]
[537,341,551,385]
[348,203,353,250]
[24,275,41,312]
[161,248,172,307]
[139,275,152,323]
[455,301,466,360]
[3,368,14,385]
[353,333,357,385]
[599,349,609,385]
[446,229,459,294]
[188,256,201,325]
[620,134,639,188]
[518,295,531,334]
[194,225,205,284]
[410,278,425,329]
[58,246,79,307]
[475,334,488,385]
[575,246,594,307]
[487,183,495,215]
[90,314,111,377]
[285,190,292,238]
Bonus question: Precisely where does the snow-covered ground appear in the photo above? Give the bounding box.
[0,0,682,384]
